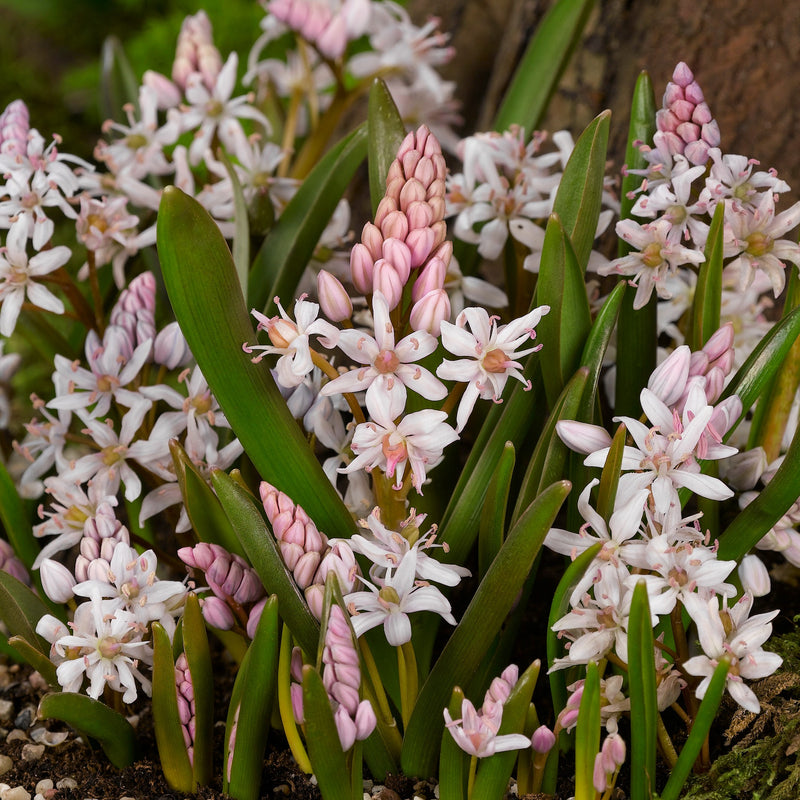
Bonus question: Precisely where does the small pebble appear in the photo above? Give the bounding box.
[0,701,13,724]
[0,787,32,800]
[21,743,45,761]
[6,730,26,743]
[0,757,9,777]
[55,779,77,791]
[34,781,52,795]
[14,706,35,730]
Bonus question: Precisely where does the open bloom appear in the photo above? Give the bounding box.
[443,697,530,758]
[437,304,549,431]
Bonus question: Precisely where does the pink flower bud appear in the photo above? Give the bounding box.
[142,70,182,109]
[373,260,404,310]
[593,752,609,793]
[154,322,192,369]
[350,243,375,294]
[692,102,713,125]
[401,148,422,180]
[412,156,436,189]
[672,62,694,88]
[87,559,111,583]
[374,196,399,230]
[684,140,711,165]
[246,596,267,638]
[291,682,305,724]
[335,704,357,751]
[39,559,76,603]
[406,227,435,268]
[396,130,417,162]
[399,178,427,211]
[703,323,734,363]
[738,554,770,597]
[380,209,409,241]
[671,99,695,123]
[412,257,447,302]
[531,725,556,754]
[305,583,324,619]
[409,289,450,337]
[293,550,321,589]
[677,121,700,144]
[701,119,720,147]
[663,83,684,107]
[201,596,236,630]
[648,346,690,407]
[331,681,360,715]
[317,15,348,59]
[405,200,434,232]
[73,557,90,584]
[354,699,377,740]
[381,238,412,284]
[685,81,705,105]
[280,541,304,570]
[555,421,613,455]
[317,271,352,322]
[234,570,265,605]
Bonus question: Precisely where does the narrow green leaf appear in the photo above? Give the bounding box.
[170,440,246,558]
[0,571,51,656]
[226,596,280,800]
[690,201,725,351]
[552,110,611,269]
[183,594,214,786]
[157,186,355,541]
[38,691,137,768]
[216,148,251,298]
[627,581,657,800]
[212,470,320,655]
[439,362,545,564]
[303,664,352,800]
[7,635,57,686]
[0,458,38,569]
[574,661,600,800]
[615,71,658,419]
[493,0,596,134]
[546,543,603,729]
[537,214,592,406]
[512,368,588,526]
[401,481,570,777]
[472,660,541,798]
[99,35,140,124]
[368,79,406,215]
[660,658,731,800]
[438,687,469,800]
[596,423,627,523]
[248,124,368,315]
[152,621,194,793]
[478,442,515,578]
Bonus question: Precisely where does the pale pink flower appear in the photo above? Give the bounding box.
[443,697,530,758]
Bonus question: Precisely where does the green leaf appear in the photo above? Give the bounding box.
[438,687,469,800]
[615,71,658,419]
[7,635,57,686]
[157,186,355,541]
[0,457,38,569]
[574,661,600,800]
[512,368,588,526]
[552,110,611,269]
[226,595,280,800]
[627,581,657,800]
[0,571,51,656]
[38,691,137,768]
[472,660,541,798]
[689,201,725,351]
[368,79,406,215]
[302,664,353,800]
[152,622,194,793]
[183,594,214,786]
[99,35,140,124]
[248,124,368,315]
[212,470,320,655]
[401,481,570,777]
[546,543,603,730]
[170,440,246,559]
[596,423,626,523]
[216,147,251,297]
[493,0,596,134]
[660,658,731,800]
[478,442,515,578]
[537,214,592,406]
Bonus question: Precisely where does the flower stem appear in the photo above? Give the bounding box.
[277,623,313,773]
[397,640,418,729]
[467,754,478,800]
[656,713,679,769]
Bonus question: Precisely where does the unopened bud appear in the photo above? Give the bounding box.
[531,725,556,754]
[317,271,352,322]
[409,289,450,337]
[739,554,771,597]
[201,596,236,630]
[39,559,76,603]
[154,322,192,369]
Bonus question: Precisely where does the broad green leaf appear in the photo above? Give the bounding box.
[183,594,214,786]
[546,543,603,730]
[574,662,600,800]
[615,71,658,419]
[721,305,800,439]
[718,419,800,562]
[627,581,657,800]
[0,458,38,569]
[0,571,51,656]
[401,481,570,777]
[212,470,320,655]
[478,442,515,578]
[216,148,250,297]
[512,368,588,526]
[439,363,546,564]
[157,186,355,541]
[302,665,352,800]
[248,124,368,315]
[660,658,731,800]
[552,110,610,269]
[152,622,194,793]
[438,687,469,800]
[226,596,280,800]
[7,635,57,686]
[170,440,246,559]
[537,214,592,406]
[39,691,137,768]
[472,660,541,798]
[689,201,725,351]
[368,79,406,215]
[493,0,596,134]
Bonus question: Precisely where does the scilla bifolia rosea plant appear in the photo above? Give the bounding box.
[0,0,799,798]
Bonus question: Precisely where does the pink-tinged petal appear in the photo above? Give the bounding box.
[640,388,675,431]
[439,320,480,358]
[555,421,612,455]
[670,469,733,500]
[25,282,65,315]
[651,474,678,513]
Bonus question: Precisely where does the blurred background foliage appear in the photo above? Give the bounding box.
[0,0,264,160]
